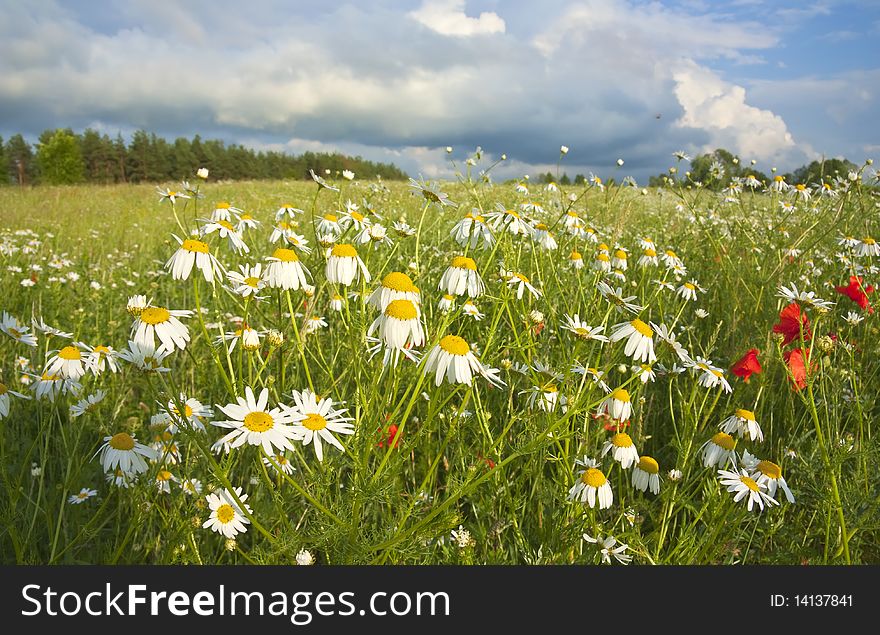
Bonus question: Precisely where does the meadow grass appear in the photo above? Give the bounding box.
[0,165,878,565]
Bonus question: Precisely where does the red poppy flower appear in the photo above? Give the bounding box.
[376,424,400,448]
[835,275,874,313]
[783,347,814,391]
[730,348,762,383]
[772,302,810,346]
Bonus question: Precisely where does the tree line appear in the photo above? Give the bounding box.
[0,129,409,186]
[647,148,858,190]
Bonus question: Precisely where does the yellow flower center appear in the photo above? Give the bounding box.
[108,432,135,451]
[611,388,630,403]
[94,345,110,355]
[240,213,253,220]
[182,239,209,254]
[140,307,171,325]
[172,404,194,418]
[351,211,364,222]
[666,250,677,258]
[442,294,455,301]
[638,456,659,474]
[570,251,582,260]
[272,248,299,262]
[216,202,230,209]
[631,319,652,337]
[614,250,627,259]
[596,253,610,262]
[218,220,235,231]
[0,383,7,395]
[711,432,736,451]
[58,346,81,361]
[157,470,173,482]
[41,373,60,381]
[756,460,782,479]
[740,476,760,492]
[573,327,592,338]
[281,204,294,210]
[507,209,520,217]
[535,223,549,231]
[216,504,235,523]
[243,411,274,433]
[385,299,419,321]
[598,243,609,251]
[611,432,633,448]
[796,184,806,191]
[514,273,530,283]
[644,248,656,257]
[581,468,607,488]
[439,335,470,356]
[735,408,755,421]
[684,283,696,290]
[451,256,477,271]
[382,272,416,292]
[774,175,784,182]
[331,243,358,258]
[864,238,876,245]
[244,276,260,287]
[302,413,327,431]
[323,213,338,222]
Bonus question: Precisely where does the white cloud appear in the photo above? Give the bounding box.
[408,0,505,37]
[672,60,803,162]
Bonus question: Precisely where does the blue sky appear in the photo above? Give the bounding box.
[1,0,877,181]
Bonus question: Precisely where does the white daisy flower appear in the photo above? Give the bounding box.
[0,312,38,346]
[423,335,505,388]
[166,234,225,283]
[719,408,764,442]
[213,386,302,455]
[632,456,661,494]
[96,432,157,475]
[599,388,632,422]
[718,468,779,512]
[45,344,88,380]
[68,488,98,504]
[368,272,420,312]
[561,315,609,342]
[602,432,639,469]
[506,272,542,300]
[0,381,30,419]
[700,432,738,468]
[439,256,485,297]
[568,456,613,509]
[69,390,107,418]
[326,244,371,286]
[609,319,656,363]
[287,389,354,462]
[263,248,311,291]
[203,487,252,538]
[583,533,632,565]
[368,299,425,350]
[131,305,192,352]
[202,220,250,255]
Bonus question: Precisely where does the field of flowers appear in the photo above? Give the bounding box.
[1,151,878,565]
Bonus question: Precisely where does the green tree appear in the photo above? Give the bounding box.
[0,136,7,185]
[36,129,85,185]
[791,158,857,187]
[6,134,35,185]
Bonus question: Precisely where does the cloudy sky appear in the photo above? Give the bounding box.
[1,0,878,181]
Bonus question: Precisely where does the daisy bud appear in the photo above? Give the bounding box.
[501,154,507,160]
[446,146,453,153]
[225,538,237,552]
[197,167,209,179]
[817,335,834,353]
[617,159,624,166]
[529,310,545,324]
[668,468,683,481]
